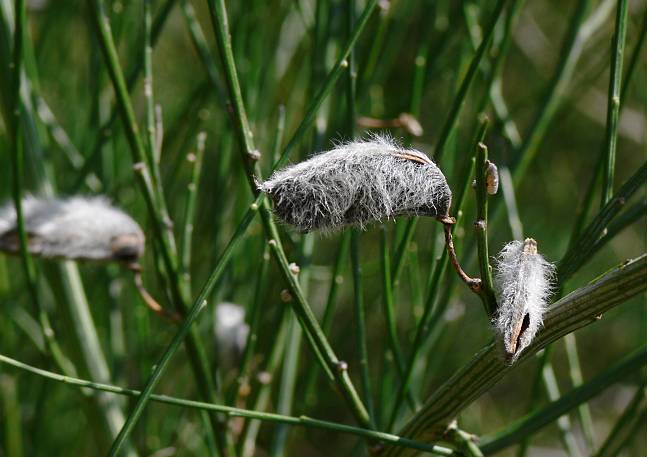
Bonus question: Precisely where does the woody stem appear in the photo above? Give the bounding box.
[442,219,482,293]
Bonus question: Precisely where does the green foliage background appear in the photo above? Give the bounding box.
[1,0,647,456]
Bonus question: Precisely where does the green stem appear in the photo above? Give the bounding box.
[0,352,457,457]
[390,0,509,287]
[180,131,206,292]
[301,231,351,406]
[383,251,647,456]
[204,0,375,429]
[107,204,258,456]
[380,227,413,411]
[592,383,647,457]
[239,310,289,457]
[559,156,647,281]
[268,313,302,457]
[564,333,596,451]
[511,0,594,185]
[387,119,487,431]
[433,0,508,161]
[600,0,629,207]
[88,1,231,453]
[480,354,647,454]
[351,230,375,426]
[541,359,583,457]
[474,141,497,317]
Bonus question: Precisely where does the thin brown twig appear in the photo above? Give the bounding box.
[357,113,423,136]
[130,265,181,323]
[441,218,482,293]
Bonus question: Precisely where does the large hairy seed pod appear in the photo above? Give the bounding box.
[493,238,555,363]
[259,137,452,232]
[0,196,145,263]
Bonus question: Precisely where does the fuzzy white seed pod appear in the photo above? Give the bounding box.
[485,161,499,195]
[214,302,249,367]
[493,238,555,362]
[259,136,452,232]
[0,196,145,263]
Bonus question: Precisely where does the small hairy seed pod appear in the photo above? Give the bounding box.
[259,136,452,232]
[493,238,555,363]
[485,160,499,195]
[0,196,144,263]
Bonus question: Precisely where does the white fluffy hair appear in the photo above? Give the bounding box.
[493,238,555,363]
[214,302,249,367]
[259,136,451,232]
[0,196,145,263]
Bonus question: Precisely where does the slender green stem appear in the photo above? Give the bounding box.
[468,0,524,143]
[566,4,647,248]
[474,141,497,317]
[109,0,381,450]
[564,334,595,451]
[0,375,23,457]
[351,230,375,426]
[180,0,225,100]
[10,0,33,316]
[8,0,77,402]
[480,351,647,454]
[541,360,583,457]
[387,119,488,431]
[107,205,258,456]
[499,166,523,240]
[390,0,508,286]
[273,0,379,172]
[433,0,508,161]
[515,348,550,457]
[345,0,374,431]
[592,383,647,457]
[382,252,647,456]
[559,157,647,281]
[268,313,302,457]
[230,244,270,405]
[600,0,628,207]
[88,0,174,286]
[88,2,231,453]
[0,353,456,456]
[593,197,647,253]
[301,231,351,406]
[143,1,177,285]
[239,310,289,457]
[234,106,283,406]
[204,0,375,429]
[270,233,314,456]
[76,0,177,189]
[380,228,413,411]
[512,0,594,184]
[522,8,642,451]
[180,131,206,292]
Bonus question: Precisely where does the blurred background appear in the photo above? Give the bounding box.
[1,0,647,455]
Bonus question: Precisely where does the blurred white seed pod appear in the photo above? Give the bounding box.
[259,136,452,232]
[0,196,144,263]
[214,302,249,368]
[493,238,555,363]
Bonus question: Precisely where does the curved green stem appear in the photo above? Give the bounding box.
[0,353,456,457]
[383,251,647,456]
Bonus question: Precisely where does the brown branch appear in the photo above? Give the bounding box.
[441,218,482,294]
[130,265,181,323]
